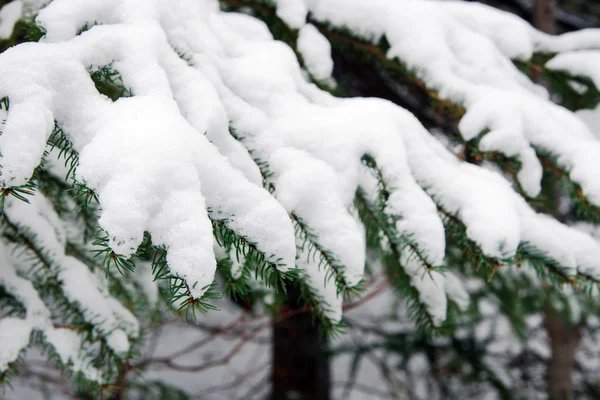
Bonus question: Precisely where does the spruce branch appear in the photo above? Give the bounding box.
[137,235,222,321]
[47,123,79,181]
[515,56,600,111]
[354,186,437,331]
[91,231,137,276]
[211,217,295,291]
[295,277,346,338]
[88,64,133,102]
[291,213,363,299]
[216,257,256,304]
[220,0,600,227]
[0,215,131,367]
[229,128,361,297]
[230,129,361,330]
[361,154,440,274]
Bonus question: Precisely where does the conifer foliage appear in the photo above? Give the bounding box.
[1,0,600,397]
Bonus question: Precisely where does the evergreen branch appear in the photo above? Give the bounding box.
[291,213,363,299]
[44,117,224,323]
[137,236,222,321]
[211,218,295,291]
[65,241,139,314]
[516,243,575,284]
[91,231,137,276]
[216,257,255,304]
[0,95,8,111]
[0,217,130,387]
[88,64,133,101]
[354,187,436,330]
[515,56,600,111]
[537,152,600,224]
[77,21,100,36]
[36,169,98,242]
[47,123,79,181]
[2,214,53,272]
[229,130,356,329]
[0,286,27,317]
[361,154,439,273]
[438,205,600,289]
[0,16,46,53]
[1,215,130,349]
[229,129,355,297]
[437,206,509,281]
[462,133,600,223]
[219,0,600,226]
[0,185,37,214]
[295,277,346,338]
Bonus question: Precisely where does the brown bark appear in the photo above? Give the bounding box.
[544,311,582,400]
[533,0,556,34]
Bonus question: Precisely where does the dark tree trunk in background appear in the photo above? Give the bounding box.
[534,0,556,33]
[271,283,330,400]
[544,311,582,399]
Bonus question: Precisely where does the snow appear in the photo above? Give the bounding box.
[206,12,448,312]
[271,146,366,287]
[577,105,600,139]
[297,24,334,82]
[546,50,600,90]
[4,195,138,356]
[444,271,470,311]
[275,0,307,29]
[0,250,44,373]
[0,1,23,40]
[276,0,600,204]
[297,252,343,322]
[403,122,521,260]
[0,8,297,298]
[43,328,101,382]
[0,243,103,381]
[4,1,600,398]
[1,0,600,346]
[402,253,447,325]
[0,318,32,370]
[263,0,600,282]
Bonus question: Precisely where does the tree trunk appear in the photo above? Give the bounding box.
[271,283,330,400]
[533,0,556,34]
[544,311,581,400]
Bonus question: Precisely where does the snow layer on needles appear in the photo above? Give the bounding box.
[444,271,470,312]
[546,50,600,90]
[297,24,334,82]
[577,105,600,139]
[3,0,600,326]
[297,250,343,322]
[0,1,22,39]
[0,244,102,381]
[282,0,600,204]
[270,0,600,285]
[4,195,138,356]
[0,2,296,298]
